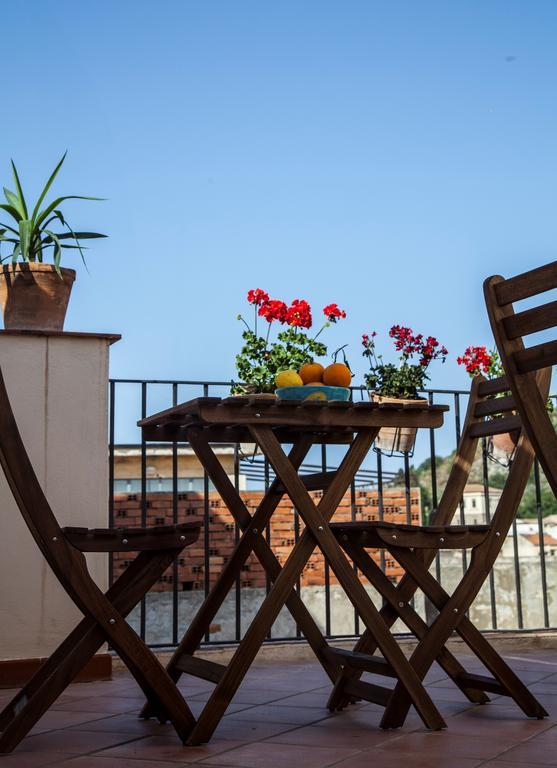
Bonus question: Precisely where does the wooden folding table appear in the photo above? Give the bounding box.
[138,395,448,743]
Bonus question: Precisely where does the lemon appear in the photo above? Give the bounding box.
[275,370,304,388]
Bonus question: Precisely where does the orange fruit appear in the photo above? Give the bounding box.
[299,362,324,384]
[323,363,352,387]
[304,382,324,386]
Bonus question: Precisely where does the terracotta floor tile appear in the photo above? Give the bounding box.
[28,711,111,736]
[377,730,513,760]
[226,704,329,726]
[51,697,142,714]
[266,723,400,749]
[97,735,245,763]
[199,741,359,768]
[61,757,192,768]
[0,753,71,767]
[66,714,176,736]
[10,731,140,756]
[328,750,483,768]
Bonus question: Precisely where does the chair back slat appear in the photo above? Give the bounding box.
[494,260,557,305]
[476,375,509,397]
[473,394,515,419]
[469,414,522,439]
[502,300,557,340]
[514,340,557,374]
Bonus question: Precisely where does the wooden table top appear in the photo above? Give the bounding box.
[139,395,449,444]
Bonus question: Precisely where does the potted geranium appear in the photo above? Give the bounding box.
[362,326,448,454]
[233,289,347,395]
[0,153,106,331]
[457,345,517,459]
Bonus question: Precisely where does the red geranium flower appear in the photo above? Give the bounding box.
[457,346,493,376]
[323,303,347,322]
[247,288,270,306]
[258,299,288,324]
[286,299,312,328]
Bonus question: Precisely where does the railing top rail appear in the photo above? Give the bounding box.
[109,378,472,396]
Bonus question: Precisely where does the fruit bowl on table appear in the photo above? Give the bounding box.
[275,385,351,402]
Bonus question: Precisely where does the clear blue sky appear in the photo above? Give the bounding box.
[3,0,557,394]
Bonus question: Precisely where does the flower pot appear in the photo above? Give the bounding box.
[488,429,520,466]
[369,392,425,454]
[0,264,76,332]
[491,430,520,454]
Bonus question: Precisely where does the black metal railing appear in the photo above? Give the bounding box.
[108,378,557,647]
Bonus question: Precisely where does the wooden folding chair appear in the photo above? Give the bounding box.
[0,367,200,753]
[327,371,550,728]
[485,260,557,500]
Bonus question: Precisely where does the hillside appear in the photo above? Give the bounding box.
[397,447,556,522]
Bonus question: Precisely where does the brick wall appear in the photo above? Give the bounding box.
[112,488,421,591]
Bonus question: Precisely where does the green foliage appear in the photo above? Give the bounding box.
[233,328,327,394]
[364,363,431,399]
[0,153,106,274]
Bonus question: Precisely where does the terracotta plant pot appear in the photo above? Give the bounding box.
[0,264,76,332]
[491,430,520,455]
[369,392,425,454]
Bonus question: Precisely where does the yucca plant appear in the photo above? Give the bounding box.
[0,152,106,274]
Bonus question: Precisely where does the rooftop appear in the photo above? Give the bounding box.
[3,649,556,767]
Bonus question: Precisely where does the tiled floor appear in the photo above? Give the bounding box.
[1,649,557,767]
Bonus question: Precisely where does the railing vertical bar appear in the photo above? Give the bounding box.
[294,498,302,639]
[322,444,331,638]
[482,437,497,630]
[234,444,242,642]
[512,514,524,629]
[427,392,438,526]
[265,456,272,639]
[455,394,468,579]
[376,449,386,581]
[140,382,147,641]
[350,471,359,637]
[108,380,115,590]
[203,383,211,642]
[534,460,550,628]
[171,382,179,646]
[403,453,414,610]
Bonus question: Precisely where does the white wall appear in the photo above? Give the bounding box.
[0,333,114,660]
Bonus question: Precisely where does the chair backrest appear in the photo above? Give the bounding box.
[433,369,550,545]
[484,262,557,498]
[0,366,68,575]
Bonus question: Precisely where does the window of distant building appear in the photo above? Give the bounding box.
[113,477,216,493]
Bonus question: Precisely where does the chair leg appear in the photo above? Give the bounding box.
[0,548,193,753]
[380,546,548,727]
[327,541,489,712]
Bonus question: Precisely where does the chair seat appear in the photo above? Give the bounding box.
[330,520,491,549]
[63,522,200,552]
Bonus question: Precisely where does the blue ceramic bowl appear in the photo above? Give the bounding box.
[275,385,351,402]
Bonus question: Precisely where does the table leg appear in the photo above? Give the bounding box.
[253,426,445,731]
[185,428,376,745]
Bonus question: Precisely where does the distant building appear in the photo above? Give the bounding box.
[113,443,246,493]
[453,484,503,525]
[500,521,557,560]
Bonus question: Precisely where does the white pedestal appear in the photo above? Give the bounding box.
[0,330,119,663]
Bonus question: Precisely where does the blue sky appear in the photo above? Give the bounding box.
[3,0,557,398]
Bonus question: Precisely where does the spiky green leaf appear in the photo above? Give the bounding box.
[10,160,28,218]
[30,152,66,223]
[0,203,22,223]
[35,195,105,230]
